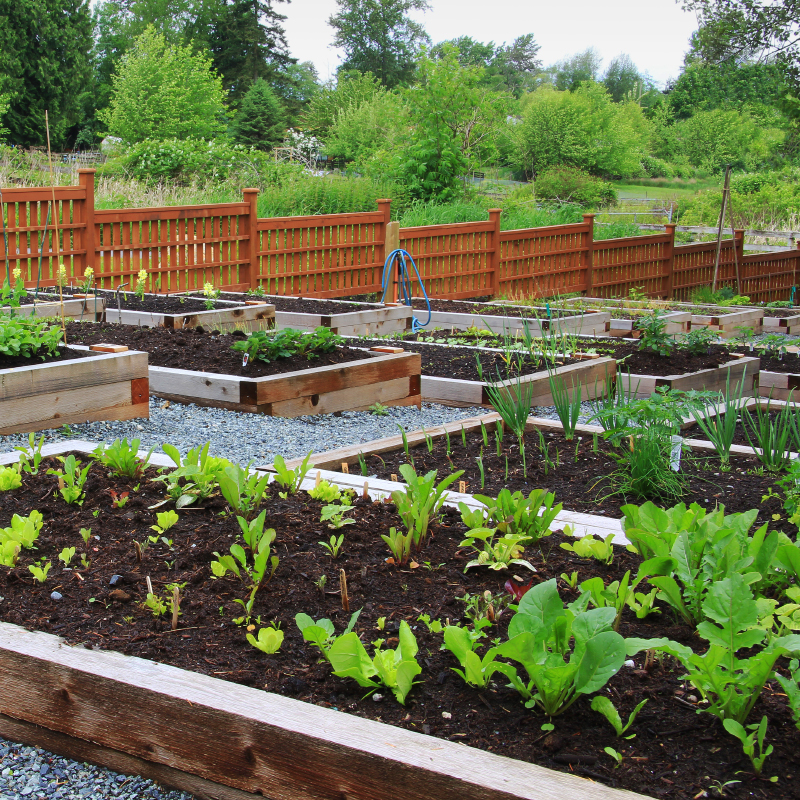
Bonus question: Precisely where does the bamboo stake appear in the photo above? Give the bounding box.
[339,568,349,612]
[45,110,66,343]
[711,165,732,293]
[171,585,181,631]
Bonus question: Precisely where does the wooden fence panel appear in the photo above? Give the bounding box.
[672,238,739,300]
[256,201,389,298]
[399,220,495,299]
[0,179,87,290]
[496,221,591,299]
[740,250,798,303]
[591,232,672,299]
[94,201,251,292]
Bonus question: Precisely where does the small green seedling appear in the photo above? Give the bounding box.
[591,696,647,738]
[560,571,579,589]
[28,559,51,584]
[320,504,355,529]
[560,530,615,564]
[723,716,776,778]
[319,533,345,559]
[246,623,284,654]
[150,510,179,535]
[604,746,624,768]
[58,547,76,567]
[417,613,443,634]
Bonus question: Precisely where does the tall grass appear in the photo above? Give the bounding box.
[395,199,584,230]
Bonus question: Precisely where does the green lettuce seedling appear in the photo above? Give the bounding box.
[247,624,284,654]
[0,465,21,491]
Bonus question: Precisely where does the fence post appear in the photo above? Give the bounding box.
[384,221,400,303]
[78,169,96,281]
[242,188,259,291]
[376,198,393,299]
[488,208,501,298]
[664,223,676,299]
[582,213,595,296]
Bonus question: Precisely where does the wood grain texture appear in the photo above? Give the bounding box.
[0,623,651,800]
[0,350,148,402]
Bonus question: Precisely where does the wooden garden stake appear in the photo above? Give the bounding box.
[390,473,398,483]
[362,481,369,499]
[44,110,66,344]
[458,481,466,494]
[341,462,349,474]
[339,569,349,612]
[315,471,321,488]
[171,586,181,631]
[146,575,153,596]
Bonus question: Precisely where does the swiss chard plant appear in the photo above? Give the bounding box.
[272,452,312,495]
[628,574,800,724]
[153,442,232,508]
[459,528,536,573]
[219,462,271,520]
[47,455,91,505]
[470,488,561,543]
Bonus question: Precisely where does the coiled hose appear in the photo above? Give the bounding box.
[380,248,431,333]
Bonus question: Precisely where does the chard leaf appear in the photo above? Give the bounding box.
[573,631,625,695]
[697,573,765,652]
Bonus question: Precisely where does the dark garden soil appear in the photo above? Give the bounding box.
[0,345,101,371]
[188,293,377,314]
[60,288,236,314]
[0,456,798,799]
[755,351,800,374]
[347,338,581,381]
[411,298,579,319]
[359,426,781,526]
[759,308,800,319]
[64,322,370,378]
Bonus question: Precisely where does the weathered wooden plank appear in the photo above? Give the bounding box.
[0,714,262,800]
[0,350,148,402]
[148,366,244,404]
[255,353,420,404]
[0,624,649,800]
[267,376,420,417]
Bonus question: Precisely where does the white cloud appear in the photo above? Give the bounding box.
[283,0,699,86]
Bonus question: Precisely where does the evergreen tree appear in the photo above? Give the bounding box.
[229,78,287,149]
[0,0,92,148]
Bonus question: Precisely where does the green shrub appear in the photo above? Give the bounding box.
[535,166,617,207]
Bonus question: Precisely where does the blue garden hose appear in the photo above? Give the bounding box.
[380,248,431,332]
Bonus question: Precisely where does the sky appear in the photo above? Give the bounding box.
[282,0,701,87]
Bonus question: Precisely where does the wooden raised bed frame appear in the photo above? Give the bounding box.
[0,345,149,435]
[617,354,760,399]
[104,297,275,333]
[3,296,106,322]
[0,439,647,800]
[149,351,421,417]
[420,354,616,407]
[763,308,800,335]
[422,299,611,337]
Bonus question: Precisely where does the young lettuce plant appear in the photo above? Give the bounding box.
[247,623,284,654]
[296,612,420,704]
[14,432,46,475]
[391,464,463,549]
[92,438,155,480]
[47,455,91,505]
[560,530,616,564]
[628,574,800,725]
[0,512,44,567]
[459,528,537,573]
[154,442,232,508]
[472,488,561,542]
[272,453,312,494]
[0,465,21,491]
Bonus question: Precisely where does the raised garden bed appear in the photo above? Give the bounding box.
[349,338,616,407]
[1,441,798,800]
[60,288,276,333]
[410,298,611,336]
[189,292,413,336]
[3,294,106,322]
[561,297,764,339]
[0,345,148,435]
[762,306,800,334]
[64,322,421,417]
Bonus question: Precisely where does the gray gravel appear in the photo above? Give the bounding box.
[0,397,486,464]
[0,738,192,800]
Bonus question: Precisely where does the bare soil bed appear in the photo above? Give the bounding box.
[65,322,368,379]
[60,288,235,314]
[0,456,797,799]
[357,426,780,524]
[756,352,800,374]
[0,346,101,371]
[410,298,577,319]
[188,293,373,314]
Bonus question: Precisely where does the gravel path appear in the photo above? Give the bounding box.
[0,738,193,800]
[0,397,486,464]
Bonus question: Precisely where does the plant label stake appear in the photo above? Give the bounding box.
[146,575,153,596]
[171,585,180,631]
[362,481,369,499]
[341,462,349,474]
[242,353,249,367]
[458,481,466,493]
[670,435,682,472]
[339,568,349,612]
[315,471,321,488]
[390,473,398,483]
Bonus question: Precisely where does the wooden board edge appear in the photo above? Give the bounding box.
[0,401,149,436]
[0,714,263,800]
[0,622,652,800]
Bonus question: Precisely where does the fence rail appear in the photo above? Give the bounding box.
[1,170,798,305]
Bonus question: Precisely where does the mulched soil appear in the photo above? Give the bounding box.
[187,293,378,314]
[359,426,781,526]
[411,298,579,319]
[0,345,101,371]
[348,338,581,381]
[60,288,236,314]
[64,322,370,378]
[593,342,749,375]
[760,308,800,319]
[0,457,797,799]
